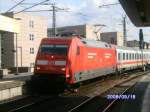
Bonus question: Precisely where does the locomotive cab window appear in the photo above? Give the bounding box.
[40,44,68,55]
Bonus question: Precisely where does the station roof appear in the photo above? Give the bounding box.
[0,15,20,33]
[119,0,150,27]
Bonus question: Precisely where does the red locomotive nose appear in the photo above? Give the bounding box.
[34,44,69,75]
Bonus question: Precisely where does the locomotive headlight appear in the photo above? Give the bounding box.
[66,74,70,78]
[36,67,40,70]
[61,68,66,71]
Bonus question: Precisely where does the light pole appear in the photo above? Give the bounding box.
[139,29,145,71]
[18,46,22,67]
[15,33,18,75]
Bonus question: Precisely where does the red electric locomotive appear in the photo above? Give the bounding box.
[31,36,117,92]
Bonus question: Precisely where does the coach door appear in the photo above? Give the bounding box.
[117,50,123,71]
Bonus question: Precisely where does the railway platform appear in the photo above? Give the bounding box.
[111,73,150,112]
[0,72,33,102]
[0,72,33,81]
[0,80,24,102]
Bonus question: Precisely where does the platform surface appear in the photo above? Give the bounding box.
[0,80,24,90]
[0,72,33,81]
[111,73,150,112]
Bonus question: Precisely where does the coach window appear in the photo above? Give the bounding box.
[123,53,125,60]
[126,53,128,60]
[118,53,121,60]
[132,54,134,60]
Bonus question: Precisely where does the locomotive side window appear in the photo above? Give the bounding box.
[40,45,68,55]
[76,46,80,55]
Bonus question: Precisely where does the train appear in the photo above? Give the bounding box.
[29,36,150,93]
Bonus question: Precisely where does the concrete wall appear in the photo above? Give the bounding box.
[100,32,124,46]
[0,81,23,101]
[117,32,124,46]
[1,33,15,67]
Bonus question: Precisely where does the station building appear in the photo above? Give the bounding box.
[48,24,102,40]
[100,32,124,46]
[127,40,150,49]
[1,12,48,72]
[0,14,20,69]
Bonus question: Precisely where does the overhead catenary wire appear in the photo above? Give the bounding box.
[6,0,26,12]
[11,0,26,8]
[99,3,120,8]
[14,0,50,14]
[23,10,53,12]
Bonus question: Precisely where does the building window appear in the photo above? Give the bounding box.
[30,48,34,54]
[29,34,34,41]
[1,63,4,67]
[29,20,34,28]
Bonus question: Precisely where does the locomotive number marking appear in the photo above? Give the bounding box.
[104,53,112,58]
[88,52,97,59]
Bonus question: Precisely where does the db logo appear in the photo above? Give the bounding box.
[49,61,55,65]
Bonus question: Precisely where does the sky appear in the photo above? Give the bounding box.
[0,0,150,42]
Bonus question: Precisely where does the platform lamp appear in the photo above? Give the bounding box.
[139,29,145,71]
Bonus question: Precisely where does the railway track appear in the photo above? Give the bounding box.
[101,85,135,112]
[67,70,150,112]
[64,69,150,97]
[7,97,50,112]
[0,95,54,112]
